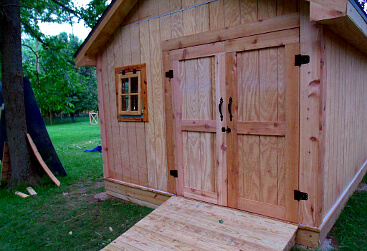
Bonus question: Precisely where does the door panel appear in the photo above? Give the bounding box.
[227,44,299,222]
[171,53,226,205]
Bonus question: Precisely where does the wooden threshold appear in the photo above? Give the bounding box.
[103,196,298,251]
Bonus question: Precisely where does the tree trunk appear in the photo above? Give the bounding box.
[0,0,41,187]
[70,113,75,123]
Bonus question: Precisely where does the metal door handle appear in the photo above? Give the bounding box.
[219,97,223,121]
[228,97,233,121]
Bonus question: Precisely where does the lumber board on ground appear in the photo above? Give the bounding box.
[26,134,60,187]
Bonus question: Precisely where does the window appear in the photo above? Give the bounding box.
[115,64,148,122]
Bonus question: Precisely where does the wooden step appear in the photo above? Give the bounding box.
[103,196,298,251]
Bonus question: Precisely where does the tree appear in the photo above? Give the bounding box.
[0,0,41,186]
[22,33,98,122]
[0,0,108,186]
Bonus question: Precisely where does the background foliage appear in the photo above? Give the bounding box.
[22,33,98,118]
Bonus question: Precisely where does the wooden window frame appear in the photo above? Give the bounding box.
[115,63,148,122]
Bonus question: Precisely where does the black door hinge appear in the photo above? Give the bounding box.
[165,70,173,79]
[294,190,308,201]
[295,54,310,66]
[170,170,178,178]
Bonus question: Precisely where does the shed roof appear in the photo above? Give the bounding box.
[74,0,367,67]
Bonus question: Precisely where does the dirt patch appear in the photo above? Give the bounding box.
[87,192,114,203]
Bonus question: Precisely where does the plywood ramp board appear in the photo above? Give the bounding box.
[103,196,298,251]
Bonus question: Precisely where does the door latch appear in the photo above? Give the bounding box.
[221,126,231,133]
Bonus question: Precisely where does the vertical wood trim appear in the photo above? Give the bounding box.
[150,18,168,191]
[172,60,184,195]
[140,21,157,189]
[119,27,131,183]
[226,52,238,208]
[103,44,117,179]
[163,51,177,194]
[96,53,109,178]
[284,43,300,222]
[299,1,323,227]
[216,53,228,206]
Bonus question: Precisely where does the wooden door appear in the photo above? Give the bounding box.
[227,44,300,222]
[165,38,299,222]
[166,44,227,205]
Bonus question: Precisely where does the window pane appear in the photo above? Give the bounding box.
[131,95,139,111]
[121,96,129,111]
[121,78,129,94]
[131,77,138,93]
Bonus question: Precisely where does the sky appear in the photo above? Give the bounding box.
[38,0,95,41]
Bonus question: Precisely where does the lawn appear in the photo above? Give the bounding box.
[0,120,152,251]
[0,119,366,250]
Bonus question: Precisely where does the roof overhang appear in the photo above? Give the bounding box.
[309,0,367,55]
[74,0,138,67]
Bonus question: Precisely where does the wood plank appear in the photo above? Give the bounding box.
[277,0,298,15]
[172,59,184,195]
[284,43,300,222]
[117,27,130,182]
[240,0,258,24]
[226,52,238,209]
[215,53,228,206]
[26,134,60,187]
[163,51,176,194]
[277,46,286,208]
[258,0,276,20]
[170,9,183,39]
[209,0,224,30]
[102,46,116,178]
[162,13,300,51]
[224,0,241,27]
[129,24,147,187]
[140,20,157,189]
[238,197,286,220]
[237,121,285,136]
[182,0,196,36]
[149,18,168,191]
[26,187,37,196]
[299,1,323,227]
[196,2,209,33]
[170,42,225,61]
[258,47,278,206]
[198,57,214,193]
[181,119,216,132]
[96,54,109,178]
[224,28,300,53]
[104,178,172,206]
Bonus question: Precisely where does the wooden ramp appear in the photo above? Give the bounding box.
[103,196,298,251]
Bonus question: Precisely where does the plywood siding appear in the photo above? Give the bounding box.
[99,0,299,193]
[322,29,367,218]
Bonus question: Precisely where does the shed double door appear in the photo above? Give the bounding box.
[166,39,299,222]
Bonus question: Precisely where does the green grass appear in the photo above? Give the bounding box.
[1,120,366,250]
[0,121,153,251]
[328,175,367,250]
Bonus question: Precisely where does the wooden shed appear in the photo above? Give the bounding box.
[75,0,367,248]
